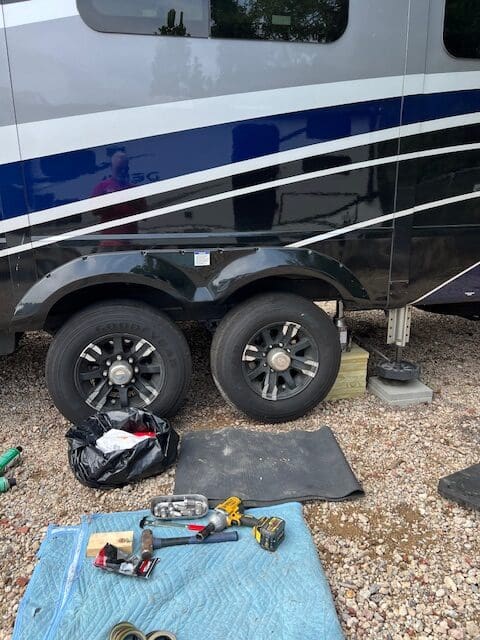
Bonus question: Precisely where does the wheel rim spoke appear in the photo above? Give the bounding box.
[86,380,110,410]
[291,355,319,377]
[134,378,159,404]
[281,322,300,344]
[78,367,104,381]
[119,386,129,408]
[261,329,273,347]
[282,370,296,389]
[247,364,265,381]
[79,343,102,364]
[137,364,163,375]
[242,344,261,362]
[112,335,123,354]
[134,339,156,360]
[262,370,279,400]
[291,338,311,354]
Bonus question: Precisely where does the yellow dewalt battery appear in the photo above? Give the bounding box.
[252,516,285,552]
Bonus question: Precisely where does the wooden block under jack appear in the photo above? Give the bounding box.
[325,342,370,402]
[86,531,134,557]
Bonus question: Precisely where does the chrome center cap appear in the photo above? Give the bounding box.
[108,361,133,386]
[267,348,291,372]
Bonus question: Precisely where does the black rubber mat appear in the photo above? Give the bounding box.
[438,463,480,511]
[174,426,363,506]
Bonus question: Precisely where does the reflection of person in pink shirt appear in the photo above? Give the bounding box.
[92,151,141,248]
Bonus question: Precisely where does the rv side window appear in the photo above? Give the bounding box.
[210,0,349,44]
[77,0,209,37]
[444,0,480,59]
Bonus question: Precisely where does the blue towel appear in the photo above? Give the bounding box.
[13,503,343,640]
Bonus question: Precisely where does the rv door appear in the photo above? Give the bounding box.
[391,0,480,308]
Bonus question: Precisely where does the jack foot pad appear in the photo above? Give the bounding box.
[375,359,420,381]
[368,376,433,407]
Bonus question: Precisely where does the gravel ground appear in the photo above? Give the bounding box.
[0,307,479,639]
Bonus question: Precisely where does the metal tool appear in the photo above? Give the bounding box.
[139,515,204,531]
[109,621,146,640]
[141,529,239,560]
[151,494,208,520]
[109,621,176,640]
[196,496,286,552]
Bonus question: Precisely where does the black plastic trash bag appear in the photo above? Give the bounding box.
[66,409,179,488]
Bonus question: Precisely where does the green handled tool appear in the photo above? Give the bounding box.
[0,478,16,493]
[0,446,22,475]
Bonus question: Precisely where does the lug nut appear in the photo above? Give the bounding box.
[106,360,111,366]
[128,358,134,364]
[134,367,139,373]
[103,371,108,377]
[117,355,122,361]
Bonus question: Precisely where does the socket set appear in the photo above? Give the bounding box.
[150,494,208,520]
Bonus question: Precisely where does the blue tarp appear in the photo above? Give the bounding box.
[13,503,343,640]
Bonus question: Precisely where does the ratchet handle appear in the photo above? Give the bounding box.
[154,531,238,548]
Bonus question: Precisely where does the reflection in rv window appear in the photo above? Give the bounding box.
[77,0,209,37]
[444,0,480,59]
[210,0,349,44]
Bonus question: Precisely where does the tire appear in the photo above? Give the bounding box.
[210,293,341,423]
[46,300,191,423]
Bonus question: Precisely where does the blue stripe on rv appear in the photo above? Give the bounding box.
[1,89,480,222]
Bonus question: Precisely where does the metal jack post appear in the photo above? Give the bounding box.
[375,306,420,381]
[334,300,349,352]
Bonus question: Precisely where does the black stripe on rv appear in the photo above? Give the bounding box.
[20,128,480,252]
[24,137,399,238]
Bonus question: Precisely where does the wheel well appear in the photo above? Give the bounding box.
[44,283,183,332]
[224,276,341,307]
[44,277,342,332]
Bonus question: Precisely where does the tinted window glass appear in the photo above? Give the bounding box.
[210,0,348,43]
[444,0,480,59]
[77,0,209,37]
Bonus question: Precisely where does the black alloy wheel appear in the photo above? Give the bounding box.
[211,293,341,423]
[46,300,191,423]
[75,333,167,411]
[242,321,319,401]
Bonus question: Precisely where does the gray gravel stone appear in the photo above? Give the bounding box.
[0,309,479,638]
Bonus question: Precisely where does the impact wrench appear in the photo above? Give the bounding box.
[141,529,238,560]
[196,496,286,552]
